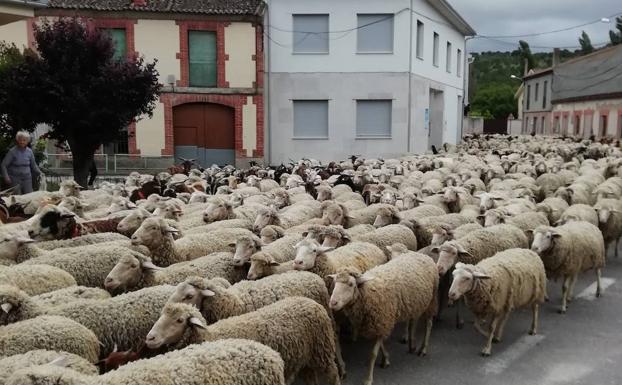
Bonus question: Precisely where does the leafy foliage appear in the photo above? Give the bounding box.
[471,84,517,119]
[579,30,594,54]
[609,17,622,45]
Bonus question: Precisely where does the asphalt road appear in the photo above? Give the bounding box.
[320,249,622,385]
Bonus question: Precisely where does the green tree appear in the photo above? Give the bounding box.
[517,40,535,72]
[609,16,622,45]
[579,30,594,54]
[0,18,161,187]
[470,84,518,120]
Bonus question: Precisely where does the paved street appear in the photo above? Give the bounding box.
[327,250,622,385]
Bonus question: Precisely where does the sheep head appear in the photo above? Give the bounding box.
[327,268,372,311]
[146,303,206,350]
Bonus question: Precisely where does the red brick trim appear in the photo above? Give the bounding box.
[254,24,264,89]
[128,122,140,155]
[253,95,264,158]
[26,17,36,50]
[176,21,227,88]
[160,93,246,156]
[89,18,137,59]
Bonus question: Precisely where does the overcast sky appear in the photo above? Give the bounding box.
[449,0,622,53]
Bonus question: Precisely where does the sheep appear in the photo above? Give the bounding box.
[246,175,281,192]
[342,204,395,228]
[104,252,247,293]
[21,245,147,288]
[321,224,418,257]
[593,199,622,257]
[32,286,110,308]
[408,213,475,248]
[0,315,100,363]
[259,224,286,244]
[558,204,599,226]
[247,252,297,280]
[252,205,321,231]
[536,173,565,197]
[0,264,76,295]
[435,224,529,276]
[482,210,549,243]
[429,222,483,246]
[146,298,340,385]
[328,250,438,385]
[554,184,594,206]
[185,218,254,235]
[535,197,569,225]
[116,208,182,237]
[372,205,445,228]
[293,239,387,287]
[0,284,175,356]
[202,198,265,223]
[448,248,546,356]
[442,186,475,213]
[6,339,286,385]
[131,217,252,267]
[0,350,98,385]
[231,233,302,267]
[532,222,606,313]
[168,272,345,377]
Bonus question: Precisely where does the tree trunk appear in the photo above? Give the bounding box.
[69,139,95,188]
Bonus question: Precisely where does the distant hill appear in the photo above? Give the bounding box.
[469,49,583,119]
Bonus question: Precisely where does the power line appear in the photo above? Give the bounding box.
[476,11,622,39]
[476,36,610,50]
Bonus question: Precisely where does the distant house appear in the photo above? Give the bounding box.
[551,45,622,139]
[522,68,553,135]
[0,0,265,168]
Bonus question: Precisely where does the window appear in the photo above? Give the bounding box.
[432,32,439,67]
[416,20,424,59]
[541,116,546,134]
[293,100,329,138]
[446,42,452,73]
[554,116,560,133]
[356,100,392,137]
[618,113,622,138]
[526,85,531,110]
[535,83,539,102]
[293,14,329,54]
[188,31,217,87]
[532,117,537,133]
[457,49,462,77]
[543,81,548,109]
[575,115,581,135]
[103,28,126,61]
[562,114,569,135]
[357,14,394,53]
[600,114,608,137]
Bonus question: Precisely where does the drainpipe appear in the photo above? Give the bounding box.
[263,1,272,165]
[407,0,413,153]
[461,36,474,141]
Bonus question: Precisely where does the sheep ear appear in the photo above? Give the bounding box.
[189,317,207,329]
[48,356,69,368]
[228,242,236,249]
[430,246,440,254]
[15,236,35,245]
[473,271,491,280]
[200,289,216,297]
[525,229,534,236]
[326,274,338,281]
[112,343,118,353]
[316,245,334,253]
[301,231,309,237]
[551,232,562,239]
[142,261,163,271]
[269,260,280,267]
[356,275,374,286]
[1,303,12,313]
[60,213,75,219]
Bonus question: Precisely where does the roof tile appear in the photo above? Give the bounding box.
[47,0,263,15]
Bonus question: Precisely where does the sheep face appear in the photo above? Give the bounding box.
[104,255,161,293]
[117,208,150,235]
[531,228,560,254]
[58,197,84,217]
[246,175,261,189]
[401,193,420,210]
[60,180,82,197]
[168,281,214,310]
[293,239,332,270]
[474,192,503,213]
[554,188,572,204]
[322,204,345,226]
[436,242,471,276]
[0,234,34,261]
[328,271,362,311]
[380,191,397,205]
[146,304,205,349]
[321,227,350,248]
[316,187,333,202]
[28,208,76,241]
[483,210,505,227]
[430,228,451,247]
[131,217,178,246]
[229,193,244,208]
[189,192,210,204]
[253,209,278,232]
[153,203,182,221]
[372,208,399,228]
[449,263,490,301]
[107,197,136,215]
[259,226,282,244]
[596,207,612,225]
[273,192,290,209]
[232,236,262,266]
[202,200,232,223]
[247,252,279,280]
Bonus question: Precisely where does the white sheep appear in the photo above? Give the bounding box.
[593,199,622,257]
[558,203,599,226]
[448,248,546,356]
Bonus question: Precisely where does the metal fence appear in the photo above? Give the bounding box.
[45,153,175,174]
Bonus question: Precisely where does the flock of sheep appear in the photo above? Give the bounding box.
[0,134,619,385]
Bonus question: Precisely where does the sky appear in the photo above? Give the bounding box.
[449,0,622,53]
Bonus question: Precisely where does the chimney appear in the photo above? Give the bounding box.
[132,0,147,6]
[552,48,561,67]
[523,58,529,76]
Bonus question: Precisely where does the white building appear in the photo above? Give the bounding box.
[264,0,475,164]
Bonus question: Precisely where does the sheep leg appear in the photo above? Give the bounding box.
[616,237,620,258]
[407,319,418,353]
[400,321,410,344]
[364,339,382,385]
[334,336,346,379]
[299,368,319,385]
[418,316,433,357]
[379,341,390,368]
[455,299,465,329]
[567,274,578,302]
[493,311,511,343]
[559,275,571,314]
[481,316,501,357]
[596,269,602,298]
[474,317,489,338]
[529,303,539,335]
